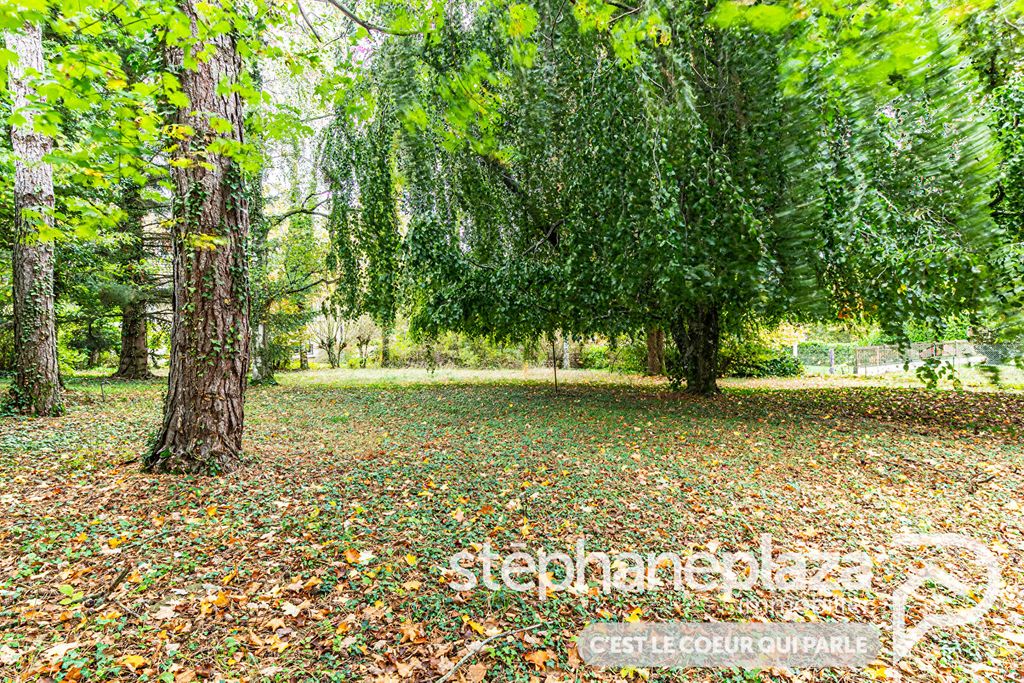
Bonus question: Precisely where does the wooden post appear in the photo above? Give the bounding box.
[829,347,835,375]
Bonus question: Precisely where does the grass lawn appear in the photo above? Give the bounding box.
[1,369,1023,682]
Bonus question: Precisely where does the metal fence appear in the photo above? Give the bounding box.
[792,340,1017,376]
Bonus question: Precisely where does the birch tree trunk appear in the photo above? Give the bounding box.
[146,1,251,474]
[6,23,62,417]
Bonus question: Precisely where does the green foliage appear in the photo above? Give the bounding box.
[719,340,804,378]
[320,0,1011,392]
[578,340,646,374]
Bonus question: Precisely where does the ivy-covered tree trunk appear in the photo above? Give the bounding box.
[246,138,276,386]
[146,2,250,474]
[113,185,152,380]
[6,23,62,417]
[250,322,276,384]
[645,327,665,376]
[671,306,721,396]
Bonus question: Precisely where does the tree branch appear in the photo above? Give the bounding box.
[297,0,323,41]
[319,0,423,36]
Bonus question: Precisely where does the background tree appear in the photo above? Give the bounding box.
[322,0,1006,394]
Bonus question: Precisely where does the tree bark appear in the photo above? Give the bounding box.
[146,3,251,474]
[645,327,665,376]
[671,306,721,396]
[380,330,390,367]
[113,185,152,380]
[250,322,277,385]
[114,299,152,379]
[246,130,275,386]
[6,23,62,416]
[299,342,309,370]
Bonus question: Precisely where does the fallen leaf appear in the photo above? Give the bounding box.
[524,649,554,671]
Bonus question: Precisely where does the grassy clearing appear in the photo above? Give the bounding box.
[1,370,1023,682]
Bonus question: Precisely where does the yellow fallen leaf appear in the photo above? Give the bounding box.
[120,654,148,670]
[865,663,892,680]
[461,615,485,635]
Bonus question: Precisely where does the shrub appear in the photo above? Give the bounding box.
[580,344,610,369]
[719,340,803,378]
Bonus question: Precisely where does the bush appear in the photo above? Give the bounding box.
[580,344,610,369]
[719,340,803,378]
[580,339,647,374]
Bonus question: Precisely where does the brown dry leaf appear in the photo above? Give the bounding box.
[566,644,581,669]
[394,659,415,678]
[153,602,179,620]
[398,621,422,643]
[466,662,488,682]
[523,649,553,671]
[43,642,81,663]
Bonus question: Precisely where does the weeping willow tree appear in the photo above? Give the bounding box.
[322,0,1008,393]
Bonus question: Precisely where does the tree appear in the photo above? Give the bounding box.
[111,183,157,379]
[313,298,346,368]
[645,329,665,376]
[146,0,252,474]
[6,21,62,416]
[324,0,1006,395]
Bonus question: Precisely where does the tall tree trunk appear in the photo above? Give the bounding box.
[380,329,390,367]
[146,3,250,474]
[645,327,665,376]
[670,305,721,396]
[246,111,274,386]
[113,184,152,379]
[250,321,277,385]
[6,23,62,416]
[115,299,151,379]
[299,342,309,370]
